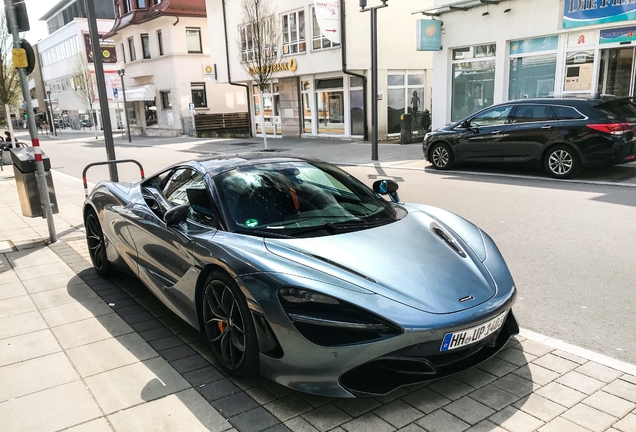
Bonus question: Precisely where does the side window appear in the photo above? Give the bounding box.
[553,105,585,120]
[470,105,513,127]
[161,168,217,227]
[511,105,556,123]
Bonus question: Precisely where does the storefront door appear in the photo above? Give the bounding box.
[598,47,636,97]
[253,83,281,137]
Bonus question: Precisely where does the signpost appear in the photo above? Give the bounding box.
[189,103,196,135]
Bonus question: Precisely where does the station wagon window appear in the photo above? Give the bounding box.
[510,105,555,123]
[552,105,585,120]
[469,105,513,127]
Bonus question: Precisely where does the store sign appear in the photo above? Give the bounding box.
[83,33,117,64]
[203,64,216,80]
[563,0,636,29]
[509,36,558,55]
[567,31,596,47]
[91,71,121,101]
[600,26,636,44]
[314,1,341,44]
[248,58,298,75]
[416,19,441,51]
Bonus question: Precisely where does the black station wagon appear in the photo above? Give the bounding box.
[422,97,636,178]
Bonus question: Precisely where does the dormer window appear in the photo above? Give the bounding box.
[137,0,146,8]
[124,0,132,14]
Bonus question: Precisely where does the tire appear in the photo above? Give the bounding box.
[202,271,259,377]
[544,145,580,179]
[85,209,112,277]
[429,142,455,170]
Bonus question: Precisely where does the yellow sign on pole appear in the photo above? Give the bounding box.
[12,48,28,68]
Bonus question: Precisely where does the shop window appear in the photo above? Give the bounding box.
[301,80,312,134]
[282,10,305,55]
[387,72,425,134]
[350,77,364,136]
[157,30,164,56]
[564,50,594,92]
[160,91,171,109]
[128,37,136,61]
[315,78,344,135]
[191,83,207,107]
[597,48,632,97]
[509,54,557,100]
[186,27,202,54]
[453,44,495,60]
[141,33,151,59]
[311,7,340,50]
[451,46,496,121]
[145,99,157,126]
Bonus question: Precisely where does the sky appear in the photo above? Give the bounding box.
[23,0,54,43]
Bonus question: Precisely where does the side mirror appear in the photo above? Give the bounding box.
[373,179,400,203]
[163,204,189,226]
[460,120,471,129]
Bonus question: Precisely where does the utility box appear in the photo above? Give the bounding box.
[10,148,58,218]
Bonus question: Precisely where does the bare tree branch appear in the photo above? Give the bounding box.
[0,12,21,113]
[237,0,282,93]
[72,55,94,111]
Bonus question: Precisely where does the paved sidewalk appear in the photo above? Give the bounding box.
[1,165,636,432]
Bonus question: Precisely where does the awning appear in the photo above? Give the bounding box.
[412,0,504,17]
[122,84,156,102]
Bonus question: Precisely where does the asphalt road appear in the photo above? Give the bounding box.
[27,131,636,364]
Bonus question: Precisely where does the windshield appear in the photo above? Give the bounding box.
[214,161,401,237]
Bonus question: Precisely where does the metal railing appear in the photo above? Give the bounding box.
[82,159,145,197]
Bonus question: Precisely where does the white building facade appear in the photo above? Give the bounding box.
[427,0,636,129]
[206,0,433,140]
[107,0,247,137]
[37,18,120,130]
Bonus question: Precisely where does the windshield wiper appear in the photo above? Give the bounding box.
[285,219,393,237]
[233,229,294,239]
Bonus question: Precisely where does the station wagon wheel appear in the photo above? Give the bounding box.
[202,272,259,377]
[85,210,111,276]
[544,145,580,179]
[429,142,454,170]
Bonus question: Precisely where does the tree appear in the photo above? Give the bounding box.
[0,13,21,127]
[238,0,281,149]
[73,55,98,139]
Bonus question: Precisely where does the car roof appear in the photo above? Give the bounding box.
[184,152,323,176]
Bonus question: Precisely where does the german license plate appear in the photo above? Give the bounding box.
[440,310,508,352]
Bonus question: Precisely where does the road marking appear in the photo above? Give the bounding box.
[520,328,636,375]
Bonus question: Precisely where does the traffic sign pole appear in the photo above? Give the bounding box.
[4,0,57,243]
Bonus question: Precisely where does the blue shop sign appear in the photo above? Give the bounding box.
[563,1,636,29]
[417,19,441,51]
[600,26,636,44]
[510,36,559,55]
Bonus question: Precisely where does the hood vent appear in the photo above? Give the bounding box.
[430,222,467,258]
[309,254,377,283]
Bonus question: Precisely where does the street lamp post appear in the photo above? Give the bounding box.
[46,89,56,137]
[117,69,131,143]
[359,0,388,162]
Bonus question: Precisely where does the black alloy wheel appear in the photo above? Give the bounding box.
[544,145,580,179]
[85,210,111,276]
[429,142,455,170]
[202,272,259,377]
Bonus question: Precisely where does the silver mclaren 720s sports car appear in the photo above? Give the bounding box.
[83,153,519,398]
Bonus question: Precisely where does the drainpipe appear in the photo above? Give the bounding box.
[341,0,369,141]
[222,0,253,137]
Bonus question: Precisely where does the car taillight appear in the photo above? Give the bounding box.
[587,123,634,135]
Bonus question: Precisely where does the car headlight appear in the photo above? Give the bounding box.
[278,287,402,346]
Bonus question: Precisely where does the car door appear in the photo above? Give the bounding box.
[502,104,561,162]
[126,167,211,317]
[454,105,513,162]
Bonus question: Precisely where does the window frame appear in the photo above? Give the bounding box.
[157,30,164,56]
[120,43,126,63]
[311,6,340,51]
[186,27,203,54]
[160,90,172,109]
[239,23,255,62]
[128,36,136,61]
[281,9,306,55]
[191,82,207,108]
[141,33,151,59]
